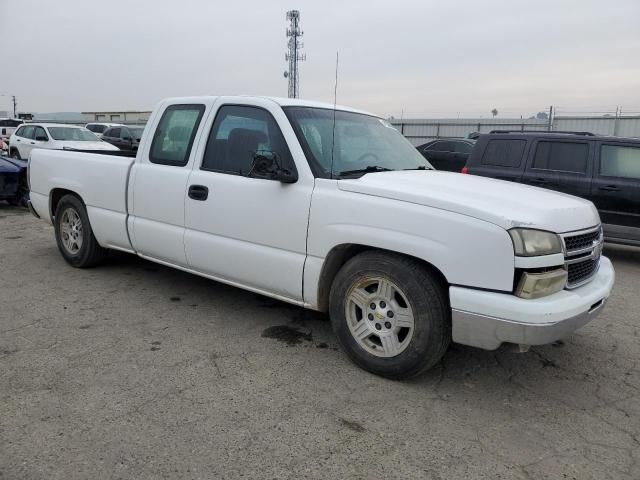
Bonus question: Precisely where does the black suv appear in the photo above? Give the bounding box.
[464,131,640,246]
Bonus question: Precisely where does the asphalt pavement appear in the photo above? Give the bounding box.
[1,205,639,479]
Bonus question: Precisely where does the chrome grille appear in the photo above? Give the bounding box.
[561,226,603,288]
[564,230,601,252]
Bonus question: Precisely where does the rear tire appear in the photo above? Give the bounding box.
[54,194,107,267]
[329,251,450,379]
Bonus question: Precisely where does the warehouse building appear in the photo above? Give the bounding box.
[81,111,151,123]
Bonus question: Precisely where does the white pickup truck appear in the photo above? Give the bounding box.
[28,96,615,379]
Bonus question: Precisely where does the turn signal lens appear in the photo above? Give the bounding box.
[515,269,567,299]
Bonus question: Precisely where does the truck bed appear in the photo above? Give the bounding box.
[29,148,136,252]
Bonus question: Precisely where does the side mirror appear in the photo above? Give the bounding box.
[36,136,48,142]
[249,152,297,183]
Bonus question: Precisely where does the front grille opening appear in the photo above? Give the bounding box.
[564,229,600,252]
[567,258,598,287]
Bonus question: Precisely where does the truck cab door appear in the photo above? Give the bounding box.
[590,142,640,244]
[184,99,314,301]
[128,102,208,266]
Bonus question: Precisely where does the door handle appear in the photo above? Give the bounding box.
[188,185,209,201]
[598,185,620,192]
[30,142,35,145]
[532,177,548,183]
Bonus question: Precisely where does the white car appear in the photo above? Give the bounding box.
[9,123,119,159]
[85,122,124,139]
[27,95,614,379]
[0,118,23,145]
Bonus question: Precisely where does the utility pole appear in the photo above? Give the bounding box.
[12,95,17,117]
[547,105,553,131]
[284,10,306,98]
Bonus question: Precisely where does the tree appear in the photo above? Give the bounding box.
[535,111,549,120]
[491,108,498,118]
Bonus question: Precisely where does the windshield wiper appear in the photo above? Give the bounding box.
[404,165,433,171]
[337,165,392,177]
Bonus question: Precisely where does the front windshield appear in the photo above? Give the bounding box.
[130,127,145,140]
[284,107,432,178]
[48,127,99,141]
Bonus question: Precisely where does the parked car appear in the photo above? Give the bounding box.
[0,155,28,206]
[9,123,119,159]
[0,118,23,144]
[85,122,124,139]
[463,130,640,246]
[416,138,475,172]
[101,125,146,151]
[28,96,614,379]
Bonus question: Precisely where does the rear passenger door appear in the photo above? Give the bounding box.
[590,142,640,243]
[103,127,121,148]
[521,139,592,198]
[128,102,208,266]
[16,125,35,158]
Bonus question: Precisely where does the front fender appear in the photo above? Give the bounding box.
[304,182,515,309]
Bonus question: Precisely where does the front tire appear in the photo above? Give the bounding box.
[10,148,21,160]
[54,194,107,267]
[329,251,450,379]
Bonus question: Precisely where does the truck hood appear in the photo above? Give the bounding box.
[337,170,600,233]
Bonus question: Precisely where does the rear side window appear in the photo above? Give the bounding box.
[533,141,588,173]
[107,127,121,138]
[430,141,455,152]
[600,144,640,180]
[481,139,526,167]
[455,142,473,153]
[201,105,294,177]
[150,104,205,166]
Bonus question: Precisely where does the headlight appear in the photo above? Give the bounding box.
[509,228,563,257]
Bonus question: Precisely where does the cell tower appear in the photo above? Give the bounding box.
[284,10,306,98]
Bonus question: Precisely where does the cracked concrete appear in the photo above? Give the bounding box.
[1,205,639,479]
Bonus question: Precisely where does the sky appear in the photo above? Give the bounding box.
[0,0,639,118]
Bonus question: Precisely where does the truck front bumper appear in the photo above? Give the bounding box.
[450,256,615,350]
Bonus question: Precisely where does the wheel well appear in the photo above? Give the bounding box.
[316,244,449,312]
[50,188,83,219]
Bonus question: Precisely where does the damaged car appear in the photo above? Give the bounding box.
[0,155,29,206]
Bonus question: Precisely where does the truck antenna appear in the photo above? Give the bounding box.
[329,51,339,179]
